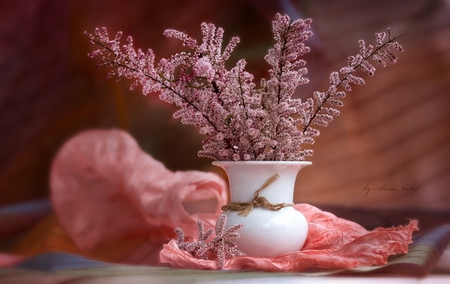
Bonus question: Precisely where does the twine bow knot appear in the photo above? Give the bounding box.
[221,173,294,216]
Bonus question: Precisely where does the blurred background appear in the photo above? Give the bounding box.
[1,0,449,211]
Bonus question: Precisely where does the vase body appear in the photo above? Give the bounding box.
[213,161,311,257]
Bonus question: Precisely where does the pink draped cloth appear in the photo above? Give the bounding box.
[50,129,418,270]
[160,204,418,271]
[51,129,227,264]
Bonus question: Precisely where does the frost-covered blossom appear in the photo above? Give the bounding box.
[85,13,403,161]
[174,215,244,269]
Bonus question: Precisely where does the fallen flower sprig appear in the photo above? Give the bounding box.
[85,13,403,161]
[174,215,244,269]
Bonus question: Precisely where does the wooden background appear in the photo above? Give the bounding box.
[0,0,449,210]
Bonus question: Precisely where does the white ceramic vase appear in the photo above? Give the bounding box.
[213,161,312,257]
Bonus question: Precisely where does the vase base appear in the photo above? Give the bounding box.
[221,207,308,257]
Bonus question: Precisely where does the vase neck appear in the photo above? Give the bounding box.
[213,161,311,204]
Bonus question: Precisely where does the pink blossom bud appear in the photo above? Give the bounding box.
[193,57,215,82]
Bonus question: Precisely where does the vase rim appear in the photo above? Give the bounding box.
[212,161,312,166]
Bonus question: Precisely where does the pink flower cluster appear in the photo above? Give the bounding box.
[85,13,403,161]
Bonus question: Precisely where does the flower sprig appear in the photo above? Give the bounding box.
[299,29,403,143]
[85,13,403,161]
[174,215,244,269]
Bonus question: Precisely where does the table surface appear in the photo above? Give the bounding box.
[1,201,449,283]
[1,264,450,284]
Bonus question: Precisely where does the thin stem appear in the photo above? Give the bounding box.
[237,75,257,159]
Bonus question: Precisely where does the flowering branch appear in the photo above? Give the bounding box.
[85,13,403,161]
[300,29,404,143]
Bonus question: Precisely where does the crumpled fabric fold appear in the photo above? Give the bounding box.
[50,129,227,264]
[159,205,418,271]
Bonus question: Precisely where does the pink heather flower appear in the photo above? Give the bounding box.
[85,13,403,161]
[192,57,215,82]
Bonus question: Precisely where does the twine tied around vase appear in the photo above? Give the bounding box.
[221,173,294,216]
